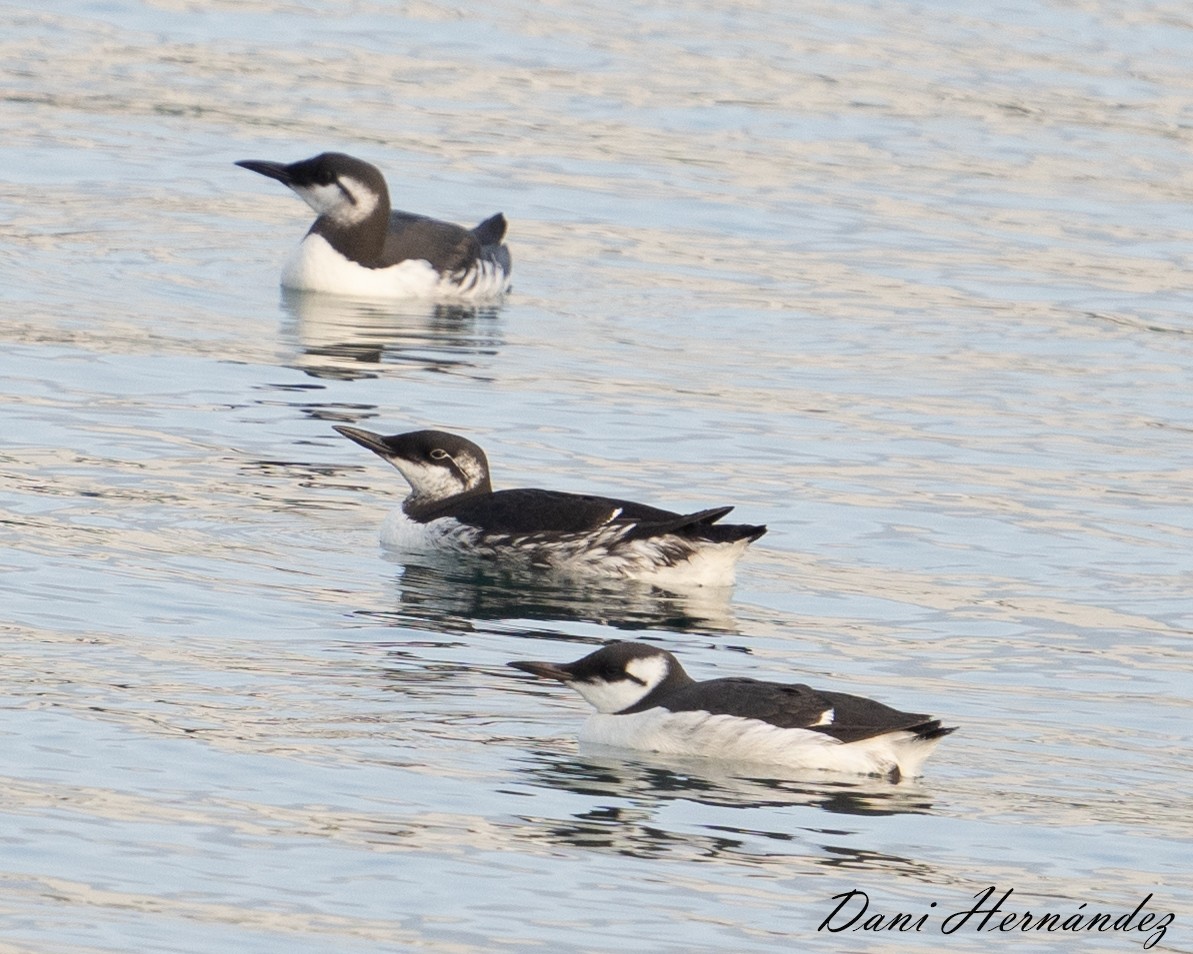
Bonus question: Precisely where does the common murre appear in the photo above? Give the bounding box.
[236,151,511,301]
[333,426,766,586]
[509,641,956,779]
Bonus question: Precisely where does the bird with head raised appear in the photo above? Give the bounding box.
[333,426,766,587]
[509,641,956,780]
[236,151,511,301]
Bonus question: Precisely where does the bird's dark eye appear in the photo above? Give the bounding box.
[429,448,449,461]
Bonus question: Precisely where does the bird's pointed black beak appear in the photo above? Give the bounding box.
[333,425,398,461]
[235,159,295,185]
[508,660,576,682]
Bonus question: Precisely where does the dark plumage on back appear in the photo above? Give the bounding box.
[626,677,949,744]
[418,491,763,545]
[375,212,507,275]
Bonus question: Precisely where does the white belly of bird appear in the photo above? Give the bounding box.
[281,234,509,301]
[613,538,752,588]
[377,509,750,587]
[579,708,941,778]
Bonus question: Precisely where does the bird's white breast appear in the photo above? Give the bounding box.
[282,234,509,302]
[282,234,442,298]
[379,508,476,550]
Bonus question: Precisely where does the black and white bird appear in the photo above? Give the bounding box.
[236,151,511,301]
[333,426,766,586]
[509,641,956,779]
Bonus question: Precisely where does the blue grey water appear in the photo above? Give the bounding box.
[2,1,1191,951]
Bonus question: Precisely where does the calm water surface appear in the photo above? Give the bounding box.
[2,1,1191,952]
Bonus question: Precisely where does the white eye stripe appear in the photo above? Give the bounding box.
[430,448,451,461]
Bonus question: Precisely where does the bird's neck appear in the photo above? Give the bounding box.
[310,194,391,265]
[403,484,492,521]
[618,663,697,714]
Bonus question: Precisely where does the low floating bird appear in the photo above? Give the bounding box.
[236,151,511,301]
[509,641,956,780]
[333,426,766,586]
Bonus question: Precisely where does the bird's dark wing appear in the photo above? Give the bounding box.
[426,490,761,544]
[813,690,945,743]
[645,678,938,743]
[619,506,765,545]
[439,489,681,536]
[378,212,482,273]
[645,677,835,726]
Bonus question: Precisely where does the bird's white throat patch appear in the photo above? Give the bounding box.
[393,459,471,502]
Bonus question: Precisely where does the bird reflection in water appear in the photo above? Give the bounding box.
[509,749,944,869]
[517,749,941,816]
[356,550,744,636]
[279,287,503,381]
